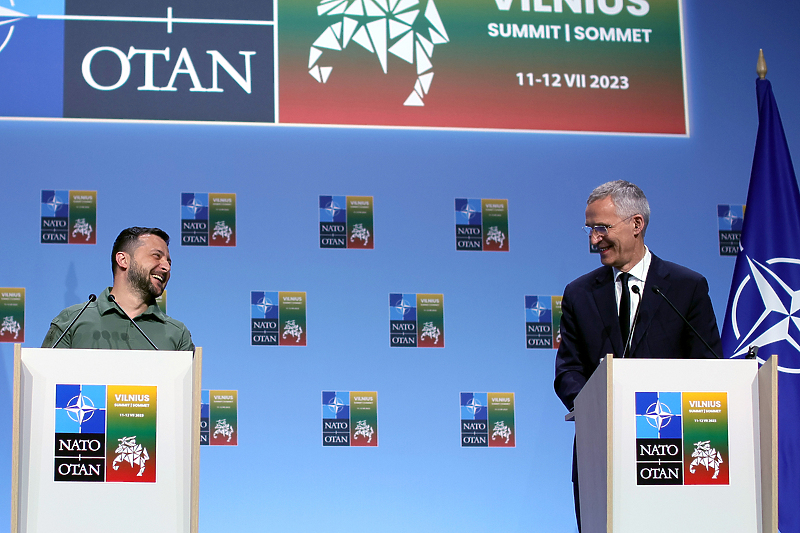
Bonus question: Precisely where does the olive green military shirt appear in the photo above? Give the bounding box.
[42,288,194,351]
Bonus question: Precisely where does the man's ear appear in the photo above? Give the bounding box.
[115,251,129,271]
[632,214,645,236]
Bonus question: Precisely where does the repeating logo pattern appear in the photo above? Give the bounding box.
[308,0,449,106]
[717,204,745,256]
[201,390,238,446]
[319,195,374,249]
[460,392,515,447]
[389,293,444,347]
[455,198,509,251]
[0,288,24,343]
[635,391,729,485]
[525,295,561,349]
[251,291,307,346]
[40,190,97,244]
[181,193,237,246]
[322,391,378,447]
[55,384,157,483]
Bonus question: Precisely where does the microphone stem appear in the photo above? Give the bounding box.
[51,294,97,348]
[108,294,159,350]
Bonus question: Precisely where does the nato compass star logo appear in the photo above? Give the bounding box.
[728,255,800,373]
[65,393,99,424]
[643,400,677,432]
[0,0,25,56]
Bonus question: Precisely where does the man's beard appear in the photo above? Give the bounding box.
[128,258,163,301]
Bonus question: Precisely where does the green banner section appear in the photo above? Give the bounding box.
[417,293,445,347]
[106,385,157,483]
[68,190,97,244]
[0,288,25,343]
[279,291,307,346]
[210,390,238,446]
[488,392,515,447]
[209,193,237,247]
[481,199,509,251]
[346,196,374,249]
[349,391,378,447]
[682,392,729,485]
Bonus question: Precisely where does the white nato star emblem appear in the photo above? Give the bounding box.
[256,297,274,316]
[45,193,65,216]
[460,203,478,222]
[393,298,413,318]
[324,200,343,220]
[730,255,800,373]
[64,393,98,424]
[186,196,204,216]
[722,207,742,228]
[644,400,675,432]
[327,395,345,415]
[529,299,548,319]
[465,397,482,416]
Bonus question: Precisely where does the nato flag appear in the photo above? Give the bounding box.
[722,77,800,533]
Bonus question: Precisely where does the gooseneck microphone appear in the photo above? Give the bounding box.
[622,285,642,358]
[108,294,159,350]
[651,285,720,359]
[51,294,97,348]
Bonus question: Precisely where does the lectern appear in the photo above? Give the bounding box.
[572,356,777,533]
[11,344,202,533]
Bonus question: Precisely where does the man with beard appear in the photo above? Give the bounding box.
[42,227,194,350]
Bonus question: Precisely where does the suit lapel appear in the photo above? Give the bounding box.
[630,254,671,357]
[591,267,625,358]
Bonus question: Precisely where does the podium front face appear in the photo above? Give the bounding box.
[575,358,768,533]
[14,348,194,533]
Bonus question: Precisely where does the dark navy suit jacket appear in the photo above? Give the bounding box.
[554,253,722,413]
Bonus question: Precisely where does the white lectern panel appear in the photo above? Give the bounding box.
[16,348,193,533]
[613,359,760,533]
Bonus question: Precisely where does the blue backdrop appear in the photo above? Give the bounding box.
[1,1,799,531]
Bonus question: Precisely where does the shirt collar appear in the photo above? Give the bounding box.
[613,246,651,284]
[98,287,167,322]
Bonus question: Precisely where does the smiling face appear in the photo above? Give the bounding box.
[585,195,645,271]
[124,234,171,299]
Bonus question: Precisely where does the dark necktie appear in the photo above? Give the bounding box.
[619,272,631,348]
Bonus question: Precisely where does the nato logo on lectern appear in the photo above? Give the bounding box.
[54,384,158,483]
[635,391,729,486]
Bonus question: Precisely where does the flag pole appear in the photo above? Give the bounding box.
[757,49,767,80]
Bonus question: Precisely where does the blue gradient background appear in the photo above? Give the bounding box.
[1,0,799,531]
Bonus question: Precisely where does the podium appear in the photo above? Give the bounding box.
[10,345,202,533]
[572,356,778,533]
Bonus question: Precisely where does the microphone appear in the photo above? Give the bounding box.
[108,294,159,350]
[651,285,720,359]
[51,294,97,348]
[622,285,641,358]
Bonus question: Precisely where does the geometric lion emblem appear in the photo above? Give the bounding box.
[211,220,232,243]
[282,319,304,342]
[72,218,93,241]
[491,420,512,444]
[350,223,370,246]
[213,419,235,442]
[0,316,20,339]
[689,440,723,479]
[485,226,505,249]
[353,419,374,443]
[112,436,149,477]
[419,321,440,344]
[309,0,450,106]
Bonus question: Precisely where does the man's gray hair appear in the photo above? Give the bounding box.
[587,180,650,233]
